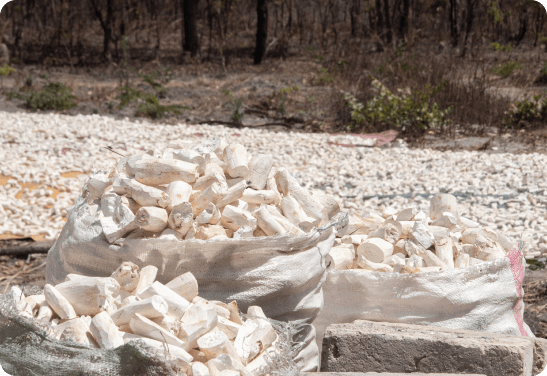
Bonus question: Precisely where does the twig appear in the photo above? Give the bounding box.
[197,120,292,128]
[104,146,127,157]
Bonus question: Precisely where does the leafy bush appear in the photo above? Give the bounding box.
[343,78,452,132]
[503,94,547,128]
[492,61,523,78]
[0,64,16,77]
[8,82,78,111]
[317,68,334,84]
[116,86,186,119]
[270,86,299,115]
[490,42,513,52]
[223,89,244,125]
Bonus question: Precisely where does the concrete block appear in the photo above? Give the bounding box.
[304,373,487,376]
[321,320,547,376]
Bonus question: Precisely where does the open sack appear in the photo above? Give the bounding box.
[46,195,335,371]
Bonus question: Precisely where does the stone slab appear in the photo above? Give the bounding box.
[321,320,547,376]
[304,373,487,376]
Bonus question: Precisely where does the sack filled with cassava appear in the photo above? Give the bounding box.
[46,138,342,372]
[312,193,534,362]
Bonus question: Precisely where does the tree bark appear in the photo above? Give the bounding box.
[383,0,392,44]
[449,0,458,47]
[90,0,113,61]
[375,0,384,36]
[515,4,528,46]
[254,0,268,64]
[182,0,200,56]
[399,0,409,40]
[460,0,475,57]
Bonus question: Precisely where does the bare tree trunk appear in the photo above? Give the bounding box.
[182,0,200,56]
[399,0,409,40]
[460,0,475,57]
[90,0,113,61]
[383,0,392,44]
[375,0,384,36]
[350,0,360,37]
[449,0,458,47]
[254,0,268,64]
[515,4,528,46]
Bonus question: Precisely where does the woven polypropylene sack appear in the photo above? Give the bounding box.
[313,247,534,363]
[46,195,334,372]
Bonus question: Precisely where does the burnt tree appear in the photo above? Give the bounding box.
[182,0,200,56]
[254,0,268,64]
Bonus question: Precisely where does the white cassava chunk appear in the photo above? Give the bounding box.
[247,154,274,190]
[429,194,459,220]
[44,284,77,320]
[138,281,191,319]
[221,205,257,232]
[111,262,140,292]
[134,157,199,185]
[166,272,199,302]
[90,311,125,349]
[169,202,194,236]
[135,206,168,232]
[54,276,120,316]
[223,143,249,178]
[357,238,394,263]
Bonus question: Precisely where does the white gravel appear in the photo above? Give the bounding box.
[0,111,545,257]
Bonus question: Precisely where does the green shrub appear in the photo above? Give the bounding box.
[0,64,16,77]
[317,68,334,84]
[135,102,186,119]
[492,61,523,78]
[223,89,244,125]
[8,82,78,111]
[271,86,299,115]
[490,42,513,52]
[503,94,547,128]
[343,78,452,132]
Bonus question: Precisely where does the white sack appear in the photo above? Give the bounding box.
[46,196,334,371]
[314,247,533,366]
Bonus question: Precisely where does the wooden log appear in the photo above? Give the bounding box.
[168,202,194,236]
[193,182,227,217]
[134,265,158,295]
[90,311,125,349]
[254,206,287,236]
[429,194,459,220]
[357,238,394,263]
[166,272,199,302]
[110,295,168,326]
[356,256,394,272]
[138,281,191,319]
[241,189,276,205]
[173,149,206,175]
[217,180,247,208]
[166,181,192,213]
[221,205,258,232]
[130,313,188,349]
[223,143,249,178]
[123,179,171,208]
[434,237,455,268]
[135,206,168,232]
[247,154,274,190]
[134,157,199,185]
[55,276,120,316]
[197,328,240,361]
[111,262,140,292]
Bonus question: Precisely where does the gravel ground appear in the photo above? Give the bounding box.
[0,111,545,257]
